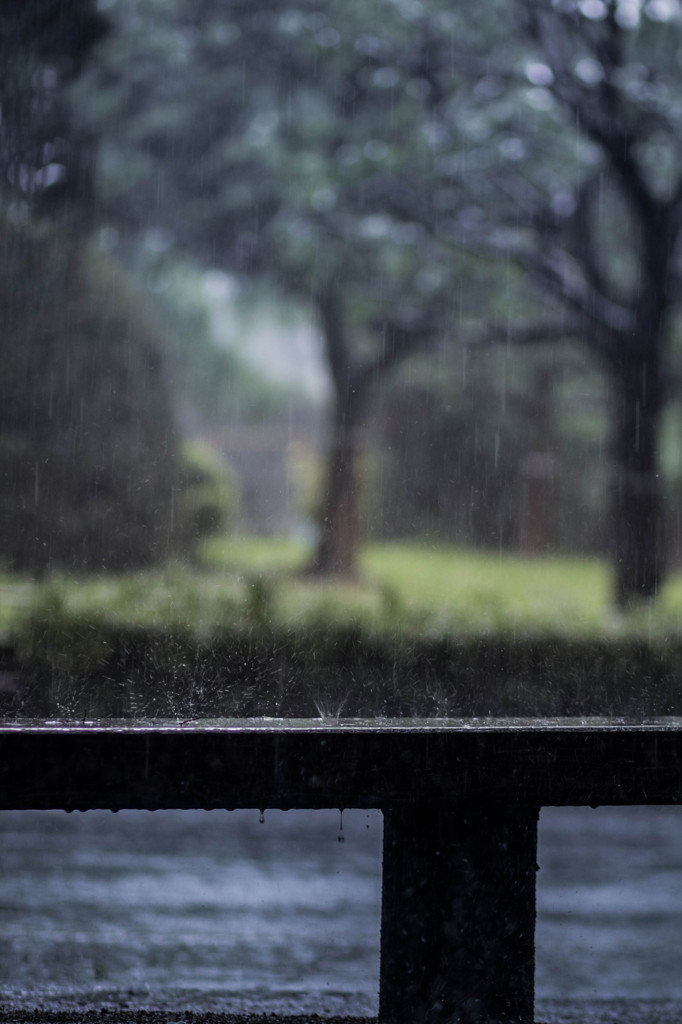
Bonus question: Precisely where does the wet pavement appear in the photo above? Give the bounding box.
[2,806,682,1020]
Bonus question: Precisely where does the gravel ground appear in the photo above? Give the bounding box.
[0,1015,372,1024]
[536,1000,682,1023]
[4,1007,682,1024]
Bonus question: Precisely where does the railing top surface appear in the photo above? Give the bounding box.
[3,716,682,734]
[4,717,682,808]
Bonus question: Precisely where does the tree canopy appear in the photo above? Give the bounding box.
[360,0,682,604]
[0,0,107,225]
[72,0,682,600]
[76,0,480,574]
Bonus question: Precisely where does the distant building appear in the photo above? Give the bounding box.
[203,421,323,537]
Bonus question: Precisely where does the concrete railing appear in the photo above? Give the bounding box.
[2,718,682,1023]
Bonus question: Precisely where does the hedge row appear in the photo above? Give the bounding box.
[5,618,682,720]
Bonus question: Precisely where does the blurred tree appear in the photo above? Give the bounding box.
[0,3,196,574]
[0,0,108,226]
[77,0,682,598]
[517,0,682,606]
[366,0,682,605]
[179,438,240,544]
[0,221,187,574]
[75,0,460,577]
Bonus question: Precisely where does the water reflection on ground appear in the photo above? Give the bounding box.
[2,806,682,1014]
[0,808,382,1014]
[536,806,682,1000]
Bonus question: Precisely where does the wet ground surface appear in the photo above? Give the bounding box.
[2,806,682,1021]
[1,1010,682,1024]
[0,809,381,1018]
[5,1011,682,1024]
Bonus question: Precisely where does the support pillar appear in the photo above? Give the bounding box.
[379,801,539,1024]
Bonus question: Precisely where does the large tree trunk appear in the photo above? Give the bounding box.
[305,288,429,577]
[307,386,367,577]
[610,346,664,608]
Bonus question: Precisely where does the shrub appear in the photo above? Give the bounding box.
[178,439,240,545]
[0,220,188,574]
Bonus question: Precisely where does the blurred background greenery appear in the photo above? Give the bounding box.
[4,0,682,715]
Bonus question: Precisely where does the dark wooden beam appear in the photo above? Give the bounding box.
[380,800,538,1024]
[2,718,680,1024]
[1,718,681,810]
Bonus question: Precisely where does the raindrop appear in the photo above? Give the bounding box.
[338,808,345,842]
[259,809,265,824]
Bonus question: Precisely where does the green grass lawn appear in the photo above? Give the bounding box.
[202,535,619,635]
[4,536,680,645]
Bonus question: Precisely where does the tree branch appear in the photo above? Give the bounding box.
[570,178,619,300]
[458,316,632,375]
[453,225,634,354]
[360,314,440,387]
[317,288,352,393]
[459,318,580,349]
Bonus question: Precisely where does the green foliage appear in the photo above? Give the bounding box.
[3,537,674,642]
[9,586,682,721]
[243,573,275,631]
[60,0,682,594]
[77,0,474,327]
[200,534,309,573]
[8,539,682,719]
[0,220,188,574]
[0,0,108,224]
[178,439,239,542]
[14,585,111,676]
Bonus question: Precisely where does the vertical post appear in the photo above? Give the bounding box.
[379,801,539,1024]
